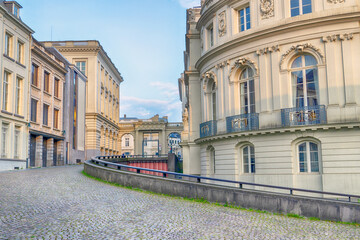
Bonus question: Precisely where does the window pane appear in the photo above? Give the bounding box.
[243,147,249,173]
[310,151,319,172]
[305,55,317,67]
[291,57,303,69]
[291,0,300,8]
[291,8,300,17]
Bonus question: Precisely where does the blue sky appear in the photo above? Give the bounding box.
[19,0,200,122]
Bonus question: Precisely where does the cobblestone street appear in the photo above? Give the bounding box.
[0,165,358,239]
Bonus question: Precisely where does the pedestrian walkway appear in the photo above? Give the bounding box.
[0,165,359,239]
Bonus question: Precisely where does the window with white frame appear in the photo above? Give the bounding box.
[125,138,130,147]
[291,0,312,17]
[206,79,217,121]
[208,146,215,174]
[207,24,214,48]
[17,40,24,64]
[2,71,10,111]
[14,127,21,159]
[239,67,255,114]
[1,123,9,158]
[291,55,318,108]
[298,141,319,173]
[238,6,250,32]
[76,61,86,75]
[242,145,255,173]
[15,77,22,115]
[4,33,12,57]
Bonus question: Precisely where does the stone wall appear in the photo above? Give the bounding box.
[84,160,360,224]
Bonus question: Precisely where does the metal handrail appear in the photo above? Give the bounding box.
[89,157,360,203]
[98,155,168,159]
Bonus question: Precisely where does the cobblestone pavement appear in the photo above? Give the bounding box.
[0,165,359,240]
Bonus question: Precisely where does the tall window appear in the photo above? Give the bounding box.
[125,138,130,147]
[239,6,251,32]
[243,145,255,173]
[43,104,49,126]
[31,99,37,122]
[76,61,86,75]
[31,64,39,86]
[207,25,214,48]
[14,127,20,159]
[298,141,319,173]
[17,41,24,64]
[210,147,215,174]
[15,77,22,115]
[207,80,217,121]
[240,67,255,114]
[44,71,50,93]
[291,0,312,17]
[54,109,59,129]
[54,78,60,98]
[2,71,10,111]
[1,123,9,158]
[291,55,318,108]
[4,33,12,57]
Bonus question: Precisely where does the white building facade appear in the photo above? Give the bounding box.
[180,0,360,195]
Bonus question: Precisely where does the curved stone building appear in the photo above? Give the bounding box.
[180,0,360,195]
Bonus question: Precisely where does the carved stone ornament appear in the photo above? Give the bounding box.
[228,58,258,82]
[327,0,345,3]
[280,44,324,69]
[322,33,353,42]
[218,11,227,37]
[260,0,274,19]
[202,71,217,91]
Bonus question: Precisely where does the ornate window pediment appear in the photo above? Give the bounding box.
[228,57,258,84]
[202,71,217,92]
[280,44,324,70]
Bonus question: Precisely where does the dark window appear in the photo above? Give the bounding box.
[31,64,39,86]
[73,72,78,149]
[54,109,59,129]
[43,104,49,126]
[31,99,37,122]
[54,78,60,98]
[44,71,50,93]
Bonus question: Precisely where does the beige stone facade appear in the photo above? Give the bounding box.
[119,115,183,157]
[42,41,123,159]
[181,0,360,195]
[29,39,67,167]
[0,1,33,171]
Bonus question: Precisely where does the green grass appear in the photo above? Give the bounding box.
[82,170,360,227]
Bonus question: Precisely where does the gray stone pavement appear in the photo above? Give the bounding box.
[0,165,359,240]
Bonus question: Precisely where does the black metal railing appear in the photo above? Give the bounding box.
[99,154,168,160]
[281,105,327,127]
[200,120,217,138]
[89,156,360,203]
[226,113,259,133]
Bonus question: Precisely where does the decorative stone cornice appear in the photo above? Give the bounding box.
[322,33,354,42]
[260,0,274,19]
[256,45,280,55]
[57,47,100,53]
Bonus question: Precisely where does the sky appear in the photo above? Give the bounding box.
[19,0,200,122]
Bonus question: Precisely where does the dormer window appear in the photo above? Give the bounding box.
[3,1,22,18]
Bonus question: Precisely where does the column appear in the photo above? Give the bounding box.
[35,135,43,168]
[47,138,54,167]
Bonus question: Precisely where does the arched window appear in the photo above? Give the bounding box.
[206,78,217,121]
[208,146,215,174]
[242,145,255,173]
[291,55,318,108]
[298,141,319,173]
[239,67,255,114]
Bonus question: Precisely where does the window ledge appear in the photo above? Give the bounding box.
[54,128,61,132]
[1,110,13,116]
[14,114,24,119]
[42,125,51,129]
[3,54,15,62]
[54,96,61,101]
[30,121,40,126]
[31,84,41,90]
[16,61,26,68]
[44,91,52,97]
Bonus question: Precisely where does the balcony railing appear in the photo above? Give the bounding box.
[200,120,217,138]
[281,105,327,127]
[226,113,259,133]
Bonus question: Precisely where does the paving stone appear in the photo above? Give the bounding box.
[0,165,359,239]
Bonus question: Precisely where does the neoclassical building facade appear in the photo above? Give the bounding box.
[180,0,360,195]
[42,41,123,159]
[118,115,183,157]
[0,1,33,170]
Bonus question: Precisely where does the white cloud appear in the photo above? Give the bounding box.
[178,0,200,8]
